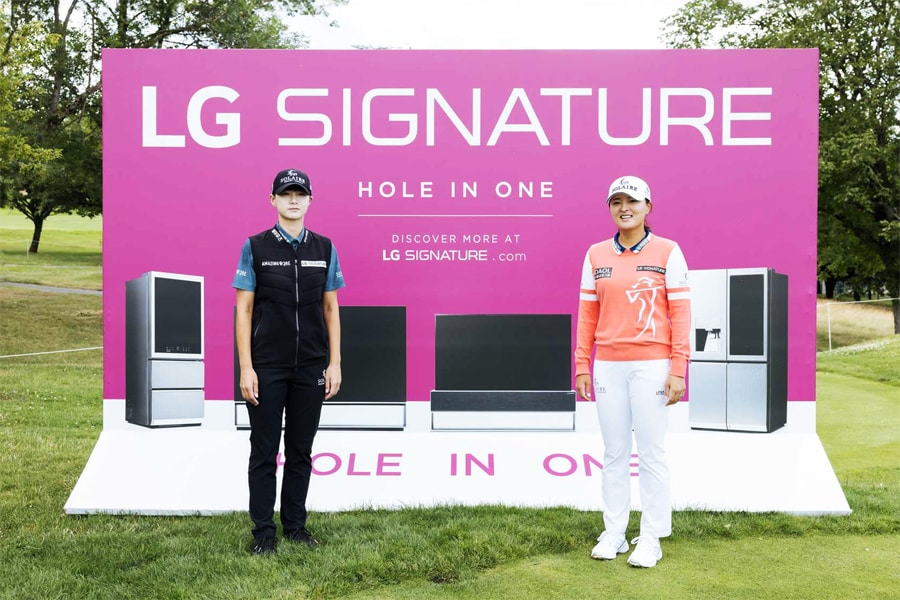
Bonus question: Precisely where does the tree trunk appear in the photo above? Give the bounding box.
[824,278,837,299]
[29,217,44,253]
[893,298,900,335]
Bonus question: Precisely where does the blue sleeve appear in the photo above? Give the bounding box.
[232,239,256,291]
[324,245,345,292]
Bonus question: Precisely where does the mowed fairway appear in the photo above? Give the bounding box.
[0,213,897,599]
[0,208,102,290]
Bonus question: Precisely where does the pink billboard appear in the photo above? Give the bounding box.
[102,48,818,405]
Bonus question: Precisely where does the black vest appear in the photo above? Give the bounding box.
[249,226,333,368]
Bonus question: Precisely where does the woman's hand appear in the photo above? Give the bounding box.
[576,373,593,401]
[664,375,685,406]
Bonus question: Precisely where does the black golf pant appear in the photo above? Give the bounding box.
[247,363,325,541]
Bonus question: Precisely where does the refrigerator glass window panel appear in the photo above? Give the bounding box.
[728,273,766,358]
[152,276,203,357]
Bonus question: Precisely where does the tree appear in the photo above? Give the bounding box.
[662,0,900,332]
[1,0,343,253]
[0,16,64,252]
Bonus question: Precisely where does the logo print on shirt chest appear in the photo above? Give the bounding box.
[637,265,666,275]
[594,267,613,280]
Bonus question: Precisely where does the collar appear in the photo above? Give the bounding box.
[613,230,651,255]
[271,223,306,246]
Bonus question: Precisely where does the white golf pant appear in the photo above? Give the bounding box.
[593,358,672,539]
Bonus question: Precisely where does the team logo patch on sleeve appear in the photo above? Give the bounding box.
[594,267,613,280]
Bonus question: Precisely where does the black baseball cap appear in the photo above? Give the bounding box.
[272,169,312,195]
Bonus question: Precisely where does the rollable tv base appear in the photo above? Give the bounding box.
[430,390,576,431]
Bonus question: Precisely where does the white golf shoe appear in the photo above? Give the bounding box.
[627,536,662,568]
[590,531,629,560]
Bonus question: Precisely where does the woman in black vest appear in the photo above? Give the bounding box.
[233,168,345,555]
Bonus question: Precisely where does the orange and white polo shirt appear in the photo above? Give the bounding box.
[575,232,691,377]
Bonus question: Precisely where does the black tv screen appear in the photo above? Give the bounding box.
[435,314,571,391]
[153,276,202,355]
[337,306,406,403]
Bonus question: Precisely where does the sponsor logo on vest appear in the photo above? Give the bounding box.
[301,260,327,268]
[261,260,291,267]
[594,267,613,280]
[637,266,666,274]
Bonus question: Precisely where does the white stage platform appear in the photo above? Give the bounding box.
[64,400,851,516]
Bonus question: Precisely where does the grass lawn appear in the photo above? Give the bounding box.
[0,208,102,290]
[816,336,900,387]
[1,309,897,598]
[1,215,898,599]
[337,535,899,600]
[816,298,896,351]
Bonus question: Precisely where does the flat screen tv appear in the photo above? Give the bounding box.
[434,314,571,391]
[337,306,406,403]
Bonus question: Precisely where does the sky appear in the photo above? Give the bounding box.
[294,0,690,50]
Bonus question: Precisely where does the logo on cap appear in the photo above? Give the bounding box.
[273,168,312,195]
[280,171,306,186]
[611,181,638,194]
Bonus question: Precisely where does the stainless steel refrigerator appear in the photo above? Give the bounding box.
[126,271,205,427]
[688,268,788,433]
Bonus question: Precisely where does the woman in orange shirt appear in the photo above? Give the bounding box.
[575,175,691,568]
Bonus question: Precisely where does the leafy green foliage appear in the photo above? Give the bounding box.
[0,1,344,252]
[662,0,900,329]
[0,19,62,219]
